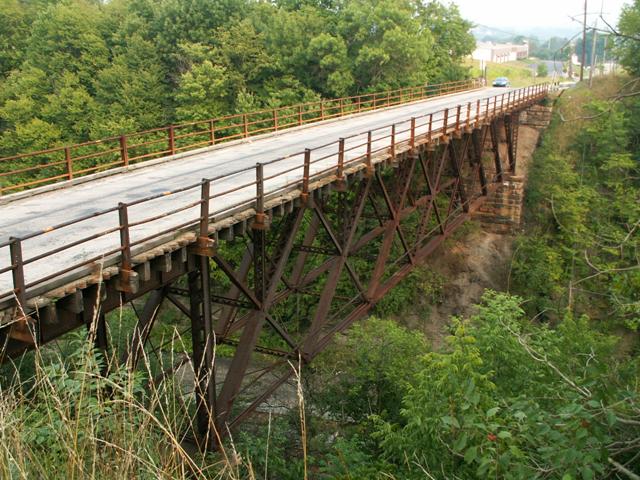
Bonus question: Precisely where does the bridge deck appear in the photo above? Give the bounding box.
[0,87,515,311]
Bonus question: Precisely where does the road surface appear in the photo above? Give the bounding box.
[0,87,513,305]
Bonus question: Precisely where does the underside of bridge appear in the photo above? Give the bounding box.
[1,94,544,450]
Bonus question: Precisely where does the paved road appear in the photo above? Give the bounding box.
[0,87,512,303]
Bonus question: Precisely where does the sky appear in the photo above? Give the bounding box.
[450,0,629,33]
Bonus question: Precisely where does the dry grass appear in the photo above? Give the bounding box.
[0,301,279,480]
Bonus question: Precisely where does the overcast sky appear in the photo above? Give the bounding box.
[450,0,629,31]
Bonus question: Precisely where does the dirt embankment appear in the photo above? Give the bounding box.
[401,124,543,349]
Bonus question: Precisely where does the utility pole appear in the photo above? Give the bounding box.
[580,0,587,81]
[589,20,598,87]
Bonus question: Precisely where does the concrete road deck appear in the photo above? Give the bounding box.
[0,87,512,304]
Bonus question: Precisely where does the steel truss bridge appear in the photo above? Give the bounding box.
[0,79,549,449]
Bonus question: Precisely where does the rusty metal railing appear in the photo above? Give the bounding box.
[0,83,550,313]
[0,79,480,195]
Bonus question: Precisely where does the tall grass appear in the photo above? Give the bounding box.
[0,302,274,480]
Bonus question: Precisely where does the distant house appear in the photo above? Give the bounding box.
[472,42,529,63]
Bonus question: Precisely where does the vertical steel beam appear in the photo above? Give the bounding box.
[188,254,217,450]
[215,208,304,431]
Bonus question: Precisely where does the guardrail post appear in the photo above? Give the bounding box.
[120,136,129,167]
[366,131,373,176]
[117,202,138,293]
[168,126,176,155]
[443,108,449,136]
[428,113,433,142]
[192,179,216,256]
[9,238,26,315]
[455,105,461,132]
[301,150,311,204]
[273,110,278,131]
[466,102,471,129]
[336,138,346,191]
[253,163,268,229]
[65,147,73,180]
[243,114,249,138]
[391,124,396,158]
[209,120,216,145]
[410,118,416,150]
[476,99,481,127]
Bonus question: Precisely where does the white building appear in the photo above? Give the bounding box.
[472,42,530,63]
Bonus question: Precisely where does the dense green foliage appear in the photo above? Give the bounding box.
[0,0,474,158]
[243,292,639,479]
[617,0,640,76]
[511,78,640,330]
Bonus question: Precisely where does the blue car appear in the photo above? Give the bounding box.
[492,77,511,87]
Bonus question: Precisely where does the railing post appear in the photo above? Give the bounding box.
[273,109,278,131]
[200,179,210,239]
[253,163,267,229]
[118,203,132,272]
[485,98,490,120]
[428,113,433,142]
[120,135,129,167]
[340,98,344,116]
[466,102,471,128]
[410,117,416,150]
[476,99,481,127]
[386,89,391,107]
[298,105,303,126]
[320,100,325,120]
[302,150,311,204]
[9,238,26,315]
[243,114,249,138]
[193,178,216,256]
[65,147,73,180]
[209,120,216,146]
[443,108,449,135]
[337,138,345,184]
[366,131,373,175]
[117,202,137,293]
[391,124,396,158]
[456,105,461,131]
[168,126,176,155]
[357,96,362,113]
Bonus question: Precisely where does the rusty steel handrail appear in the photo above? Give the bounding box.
[0,83,550,310]
[0,79,479,195]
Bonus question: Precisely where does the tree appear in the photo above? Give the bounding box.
[174,61,231,122]
[337,0,434,90]
[616,0,640,76]
[91,35,169,137]
[377,292,638,479]
[313,317,428,425]
[417,1,475,82]
[537,62,548,78]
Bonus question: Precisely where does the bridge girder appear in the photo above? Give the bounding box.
[1,102,531,450]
